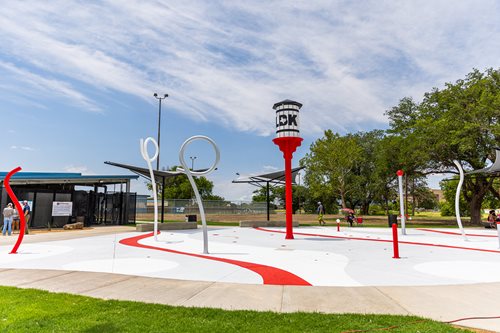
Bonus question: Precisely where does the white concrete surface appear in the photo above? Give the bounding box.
[0,225,499,332]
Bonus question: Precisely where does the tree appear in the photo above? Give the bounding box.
[300,130,362,210]
[147,166,223,200]
[386,68,500,224]
[348,130,387,214]
[252,186,282,207]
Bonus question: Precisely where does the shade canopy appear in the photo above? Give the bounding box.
[104,161,186,183]
[465,148,500,175]
[232,166,304,187]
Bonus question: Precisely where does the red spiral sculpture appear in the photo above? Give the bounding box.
[4,167,26,254]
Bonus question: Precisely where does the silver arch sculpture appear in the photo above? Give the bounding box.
[177,135,220,254]
[140,137,160,241]
[140,135,220,253]
[453,148,500,241]
[452,160,467,240]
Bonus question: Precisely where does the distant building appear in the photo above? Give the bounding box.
[431,189,445,202]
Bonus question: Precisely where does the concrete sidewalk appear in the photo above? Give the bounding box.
[0,268,498,332]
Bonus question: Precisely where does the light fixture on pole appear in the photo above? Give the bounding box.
[153,93,168,171]
[272,99,303,239]
[190,156,197,171]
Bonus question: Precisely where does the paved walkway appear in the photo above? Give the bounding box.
[0,226,499,332]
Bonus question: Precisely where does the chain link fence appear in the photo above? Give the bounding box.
[136,196,271,220]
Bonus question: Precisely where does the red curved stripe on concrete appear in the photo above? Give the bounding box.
[4,167,27,254]
[255,227,500,254]
[119,233,311,286]
[417,228,497,238]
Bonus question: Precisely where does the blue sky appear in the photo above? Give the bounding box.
[1,1,499,200]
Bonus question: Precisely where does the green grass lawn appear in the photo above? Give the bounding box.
[0,286,473,333]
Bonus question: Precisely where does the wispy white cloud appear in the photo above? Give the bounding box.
[63,165,93,174]
[10,145,35,151]
[0,0,499,135]
[0,61,101,112]
[262,165,279,172]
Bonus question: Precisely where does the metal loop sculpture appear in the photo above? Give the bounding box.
[140,137,160,241]
[453,160,467,240]
[177,135,220,254]
[140,135,220,253]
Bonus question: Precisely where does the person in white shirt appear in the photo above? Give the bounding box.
[2,203,15,236]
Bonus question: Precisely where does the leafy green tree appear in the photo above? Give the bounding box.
[252,186,282,206]
[300,130,362,210]
[371,135,401,214]
[385,97,433,216]
[348,130,387,214]
[386,68,500,224]
[439,178,469,217]
[412,185,439,210]
[147,166,223,200]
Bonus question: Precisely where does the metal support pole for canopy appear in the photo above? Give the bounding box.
[161,176,166,223]
[266,181,270,221]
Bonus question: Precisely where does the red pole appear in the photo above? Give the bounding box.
[337,219,340,232]
[273,137,302,240]
[497,222,500,249]
[283,149,294,239]
[392,223,400,259]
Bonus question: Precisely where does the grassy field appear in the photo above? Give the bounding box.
[0,286,473,333]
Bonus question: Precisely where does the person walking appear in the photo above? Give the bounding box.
[2,203,15,236]
[23,200,31,234]
[317,201,325,226]
[347,212,356,227]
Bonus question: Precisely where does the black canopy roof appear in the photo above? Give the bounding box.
[232,166,304,187]
[104,161,185,183]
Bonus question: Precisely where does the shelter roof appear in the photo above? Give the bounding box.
[0,171,138,186]
[104,161,185,183]
[466,148,500,175]
[232,166,304,187]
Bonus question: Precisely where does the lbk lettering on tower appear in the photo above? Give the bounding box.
[275,100,301,138]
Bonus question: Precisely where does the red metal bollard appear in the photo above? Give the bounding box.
[336,219,340,232]
[392,223,400,259]
[497,222,500,249]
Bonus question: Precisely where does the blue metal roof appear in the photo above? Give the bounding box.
[0,171,138,182]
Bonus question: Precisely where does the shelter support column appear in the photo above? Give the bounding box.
[161,176,166,223]
[266,182,270,221]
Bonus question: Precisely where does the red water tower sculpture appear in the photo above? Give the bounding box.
[272,100,303,239]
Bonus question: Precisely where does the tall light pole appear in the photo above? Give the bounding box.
[153,93,168,171]
[190,156,197,171]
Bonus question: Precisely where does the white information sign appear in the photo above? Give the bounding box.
[52,202,73,216]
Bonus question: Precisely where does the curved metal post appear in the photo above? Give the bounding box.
[452,160,467,240]
[178,135,220,254]
[140,137,159,241]
[397,171,406,235]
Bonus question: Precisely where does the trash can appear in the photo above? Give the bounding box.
[388,214,398,227]
[185,214,197,222]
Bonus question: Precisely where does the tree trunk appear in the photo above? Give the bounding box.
[469,195,483,225]
[411,177,416,216]
[361,202,369,215]
[464,176,491,225]
[340,191,347,209]
[405,174,409,217]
